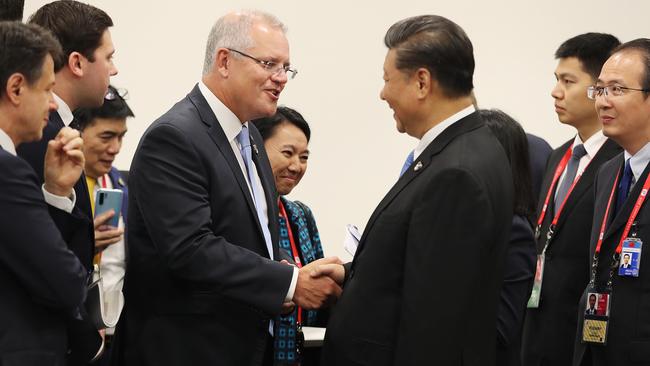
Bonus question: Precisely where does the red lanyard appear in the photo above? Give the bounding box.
[537,146,592,229]
[595,166,650,255]
[278,201,302,324]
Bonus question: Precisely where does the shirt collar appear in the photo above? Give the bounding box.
[53,93,74,126]
[0,127,16,156]
[197,81,246,142]
[624,142,650,182]
[572,130,607,159]
[414,105,475,160]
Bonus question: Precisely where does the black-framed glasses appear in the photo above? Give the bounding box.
[227,48,298,80]
[105,88,129,101]
[587,85,650,100]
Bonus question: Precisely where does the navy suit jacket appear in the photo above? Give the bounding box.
[119,85,294,366]
[16,110,102,365]
[526,133,553,202]
[573,154,650,366]
[321,112,514,366]
[0,147,87,366]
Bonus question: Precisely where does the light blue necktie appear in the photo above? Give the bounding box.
[237,125,274,260]
[400,150,415,177]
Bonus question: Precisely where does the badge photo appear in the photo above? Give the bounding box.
[618,238,642,277]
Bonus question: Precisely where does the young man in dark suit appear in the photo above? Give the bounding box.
[16,1,118,363]
[573,38,650,366]
[318,15,514,366]
[521,33,622,366]
[0,21,87,366]
[119,10,341,366]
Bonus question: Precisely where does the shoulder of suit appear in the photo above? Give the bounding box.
[0,150,38,182]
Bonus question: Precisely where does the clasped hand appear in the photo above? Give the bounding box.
[285,257,346,311]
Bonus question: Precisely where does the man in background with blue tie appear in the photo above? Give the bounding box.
[118,10,341,366]
[319,15,513,366]
[573,38,650,366]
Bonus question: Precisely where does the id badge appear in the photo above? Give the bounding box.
[618,238,642,277]
[527,253,545,308]
[582,291,611,345]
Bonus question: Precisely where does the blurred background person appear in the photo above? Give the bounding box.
[481,109,537,366]
[252,106,327,366]
[73,84,133,366]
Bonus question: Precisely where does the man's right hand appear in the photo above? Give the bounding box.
[292,256,343,310]
[94,210,123,251]
[44,127,84,197]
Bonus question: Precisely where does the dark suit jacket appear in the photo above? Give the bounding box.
[521,138,621,366]
[496,214,536,366]
[527,133,553,202]
[16,110,102,365]
[573,154,650,366]
[119,85,294,366]
[0,147,87,366]
[321,112,514,366]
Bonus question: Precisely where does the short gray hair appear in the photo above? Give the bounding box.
[202,10,287,76]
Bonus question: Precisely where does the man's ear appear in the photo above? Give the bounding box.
[5,73,26,105]
[67,51,85,77]
[214,48,231,78]
[414,67,432,99]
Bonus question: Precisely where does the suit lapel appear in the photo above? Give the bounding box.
[552,139,622,234]
[187,86,272,257]
[355,112,484,258]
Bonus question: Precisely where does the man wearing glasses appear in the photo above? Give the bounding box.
[573,39,650,366]
[119,10,341,366]
[522,33,621,366]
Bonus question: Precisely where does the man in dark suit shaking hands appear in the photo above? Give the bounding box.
[318,15,513,366]
[119,10,341,366]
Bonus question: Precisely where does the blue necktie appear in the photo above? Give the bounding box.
[554,144,587,209]
[400,150,415,177]
[615,158,634,215]
[237,125,274,260]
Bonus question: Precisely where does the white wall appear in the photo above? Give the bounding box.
[24,0,648,261]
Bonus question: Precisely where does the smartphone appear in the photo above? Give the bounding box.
[94,188,123,227]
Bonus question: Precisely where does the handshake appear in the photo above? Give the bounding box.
[284,257,346,311]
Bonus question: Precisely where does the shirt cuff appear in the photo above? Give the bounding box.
[42,185,76,213]
[285,266,299,302]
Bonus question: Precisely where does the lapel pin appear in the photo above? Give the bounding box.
[118,177,125,186]
[253,144,259,155]
[413,161,423,171]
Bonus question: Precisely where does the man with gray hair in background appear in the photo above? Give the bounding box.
[116,10,342,366]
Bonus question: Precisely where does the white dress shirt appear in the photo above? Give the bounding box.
[197,82,298,302]
[413,105,475,160]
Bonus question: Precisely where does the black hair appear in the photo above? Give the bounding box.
[0,21,62,98]
[251,106,311,142]
[555,33,621,80]
[384,15,474,98]
[28,0,112,71]
[479,109,536,222]
[0,0,24,21]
